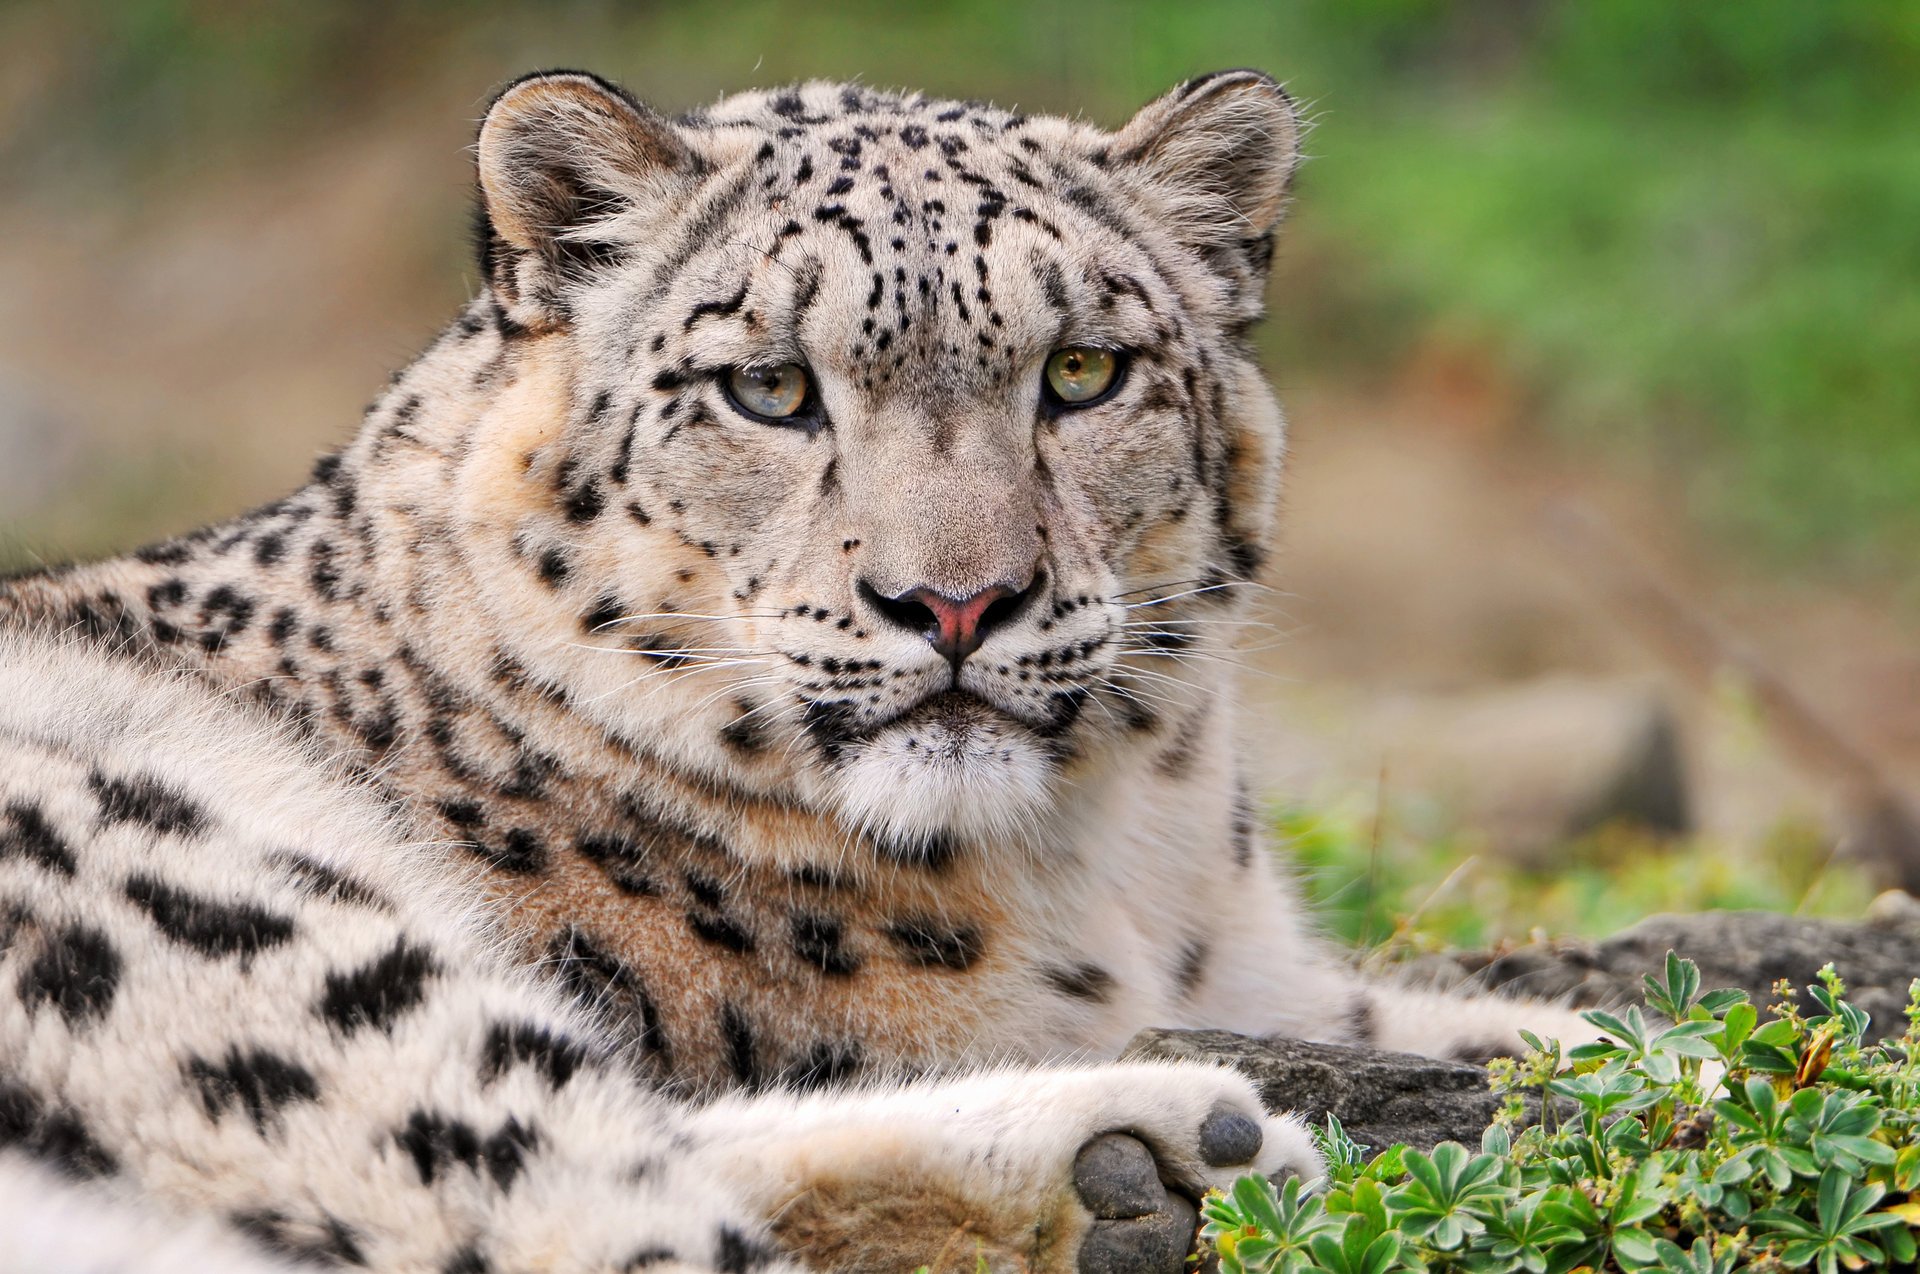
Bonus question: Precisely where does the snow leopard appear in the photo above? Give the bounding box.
[0,69,1584,1272]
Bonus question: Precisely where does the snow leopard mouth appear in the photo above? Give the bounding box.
[800,686,1086,765]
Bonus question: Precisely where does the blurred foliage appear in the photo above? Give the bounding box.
[5,0,1915,577]
[1276,799,1878,952]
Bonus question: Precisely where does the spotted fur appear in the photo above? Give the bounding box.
[0,70,1586,1270]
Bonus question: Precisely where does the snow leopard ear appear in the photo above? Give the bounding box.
[476,71,703,332]
[1109,70,1302,320]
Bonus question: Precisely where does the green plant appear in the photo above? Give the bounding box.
[1200,953,1920,1273]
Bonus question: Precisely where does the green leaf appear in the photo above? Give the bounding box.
[1711,1001,1757,1056]
[1612,1226,1662,1267]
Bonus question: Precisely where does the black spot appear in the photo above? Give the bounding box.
[468,827,547,875]
[146,577,188,609]
[720,1002,761,1087]
[19,924,121,1026]
[871,829,957,871]
[688,910,755,954]
[574,829,657,895]
[1449,1037,1518,1065]
[0,1080,118,1179]
[1045,961,1116,1003]
[437,798,486,829]
[269,851,387,909]
[134,539,194,565]
[884,917,984,970]
[581,595,625,634]
[1230,787,1256,869]
[716,1226,779,1274]
[621,1248,678,1271]
[0,801,75,876]
[684,283,749,331]
[232,1208,369,1267]
[394,1108,539,1191]
[682,869,726,908]
[563,481,604,523]
[186,1047,320,1132]
[546,927,670,1065]
[267,607,299,645]
[1174,938,1211,998]
[198,583,256,650]
[1346,996,1378,1047]
[536,548,571,587]
[718,703,771,754]
[482,1021,589,1090]
[124,874,296,959]
[309,539,345,600]
[442,1246,492,1274]
[779,1039,864,1091]
[789,911,861,976]
[89,770,206,837]
[317,940,439,1035]
[1220,532,1265,580]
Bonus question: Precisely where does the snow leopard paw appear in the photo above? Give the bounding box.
[707,1060,1320,1273]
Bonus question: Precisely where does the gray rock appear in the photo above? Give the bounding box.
[1126,908,1920,1156]
[1121,1029,1525,1155]
[1436,905,1920,1037]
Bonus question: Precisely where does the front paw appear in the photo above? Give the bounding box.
[1069,1100,1303,1274]
[705,1061,1320,1273]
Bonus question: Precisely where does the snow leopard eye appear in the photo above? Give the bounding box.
[1043,347,1124,408]
[725,363,812,421]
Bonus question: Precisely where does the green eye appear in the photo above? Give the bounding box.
[1043,347,1122,407]
[726,363,811,420]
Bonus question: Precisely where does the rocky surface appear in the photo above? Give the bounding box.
[1126,904,1920,1154]
[1121,1029,1523,1155]
[1425,898,1920,1036]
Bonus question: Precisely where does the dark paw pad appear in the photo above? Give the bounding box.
[1074,1133,1200,1274]
[1074,1133,1164,1218]
[1077,1194,1198,1274]
[1196,1104,1262,1168]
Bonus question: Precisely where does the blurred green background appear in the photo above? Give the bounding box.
[3,0,1916,948]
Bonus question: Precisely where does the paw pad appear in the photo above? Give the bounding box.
[1072,1133,1201,1274]
[1075,1198,1196,1274]
[1073,1134,1164,1218]
[1196,1103,1262,1168]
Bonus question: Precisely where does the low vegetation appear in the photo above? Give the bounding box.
[1275,801,1876,953]
[1200,954,1920,1273]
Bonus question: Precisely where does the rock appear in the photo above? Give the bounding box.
[1121,1029,1524,1155]
[1126,907,1920,1155]
[1369,676,1690,865]
[1121,905,1920,1151]
[1436,906,1920,1037]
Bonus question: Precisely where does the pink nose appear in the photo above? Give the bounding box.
[860,575,1039,668]
[908,585,1014,666]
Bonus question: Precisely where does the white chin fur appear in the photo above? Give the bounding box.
[831,708,1056,847]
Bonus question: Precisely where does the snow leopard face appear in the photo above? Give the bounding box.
[462,72,1299,851]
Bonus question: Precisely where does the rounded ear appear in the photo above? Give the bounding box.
[1109,70,1302,320]
[476,71,702,330]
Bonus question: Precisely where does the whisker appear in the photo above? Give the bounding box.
[1121,580,1270,609]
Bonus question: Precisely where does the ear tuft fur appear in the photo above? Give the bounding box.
[1110,70,1302,323]
[475,71,700,331]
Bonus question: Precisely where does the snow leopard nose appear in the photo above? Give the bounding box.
[859,572,1042,668]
